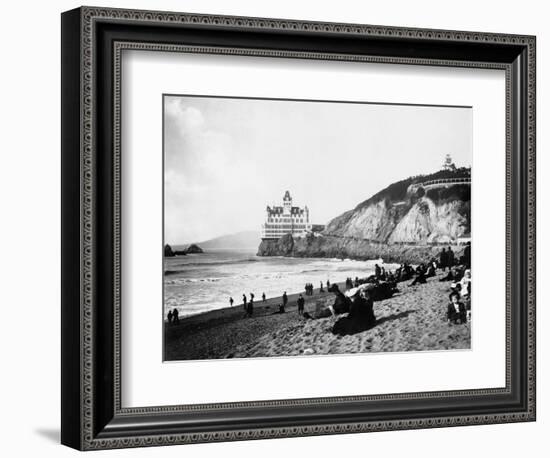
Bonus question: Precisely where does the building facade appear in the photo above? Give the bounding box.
[261,191,312,240]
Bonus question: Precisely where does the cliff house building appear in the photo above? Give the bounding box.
[261,191,312,240]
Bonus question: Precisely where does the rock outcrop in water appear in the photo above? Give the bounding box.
[164,244,176,257]
[185,244,204,254]
[257,168,471,264]
[164,243,204,257]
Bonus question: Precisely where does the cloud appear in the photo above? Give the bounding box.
[165,98,205,130]
[164,97,265,243]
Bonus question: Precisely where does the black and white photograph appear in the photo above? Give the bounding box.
[163,95,473,361]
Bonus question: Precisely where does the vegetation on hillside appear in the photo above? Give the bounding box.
[355,167,471,211]
[323,167,472,238]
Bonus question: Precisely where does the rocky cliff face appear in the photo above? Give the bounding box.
[257,170,471,264]
[325,199,408,242]
[257,234,462,265]
[388,199,469,244]
[326,196,470,245]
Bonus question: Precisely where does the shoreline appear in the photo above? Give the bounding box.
[165,279,349,324]
[164,272,470,361]
[164,253,396,320]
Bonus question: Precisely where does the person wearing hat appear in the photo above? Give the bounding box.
[354,287,376,327]
[297,294,305,315]
[447,291,467,324]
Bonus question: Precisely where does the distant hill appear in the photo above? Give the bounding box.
[198,230,261,250]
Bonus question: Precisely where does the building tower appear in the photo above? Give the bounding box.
[442,154,456,171]
[283,190,292,215]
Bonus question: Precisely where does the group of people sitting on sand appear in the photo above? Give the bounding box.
[219,242,472,332]
[345,275,375,288]
[299,267,399,336]
[445,267,472,324]
[323,243,472,333]
[404,246,471,325]
[431,243,472,324]
[330,284,377,335]
[405,261,437,286]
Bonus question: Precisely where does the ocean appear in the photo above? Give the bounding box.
[164,248,392,318]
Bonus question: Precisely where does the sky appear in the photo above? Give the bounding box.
[164,95,472,244]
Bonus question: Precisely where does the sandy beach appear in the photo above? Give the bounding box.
[164,273,470,361]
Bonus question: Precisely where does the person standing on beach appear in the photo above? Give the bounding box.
[167,310,173,324]
[247,296,254,317]
[242,294,247,311]
[440,247,447,270]
[463,242,471,268]
[282,291,288,312]
[297,294,305,315]
[320,282,324,293]
[447,246,455,270]
[229,297,234,307]
[326,279,331,290]
[262,292,266,302]
[172,308,179,324]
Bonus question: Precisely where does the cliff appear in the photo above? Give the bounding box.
[257,234,463,264]
[257,168,471,264]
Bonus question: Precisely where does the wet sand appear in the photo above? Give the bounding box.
[164,275,470,361]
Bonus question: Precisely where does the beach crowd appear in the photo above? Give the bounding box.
[166,243,472,336]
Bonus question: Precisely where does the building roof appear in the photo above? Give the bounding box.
[266,205,306,216]
[283,190,291,201]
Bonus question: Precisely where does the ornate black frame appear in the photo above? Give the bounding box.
[61,6,536,450]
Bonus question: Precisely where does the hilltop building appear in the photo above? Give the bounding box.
[406,155,471,198]
[261,191,312,240]
[442,153,457,171]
